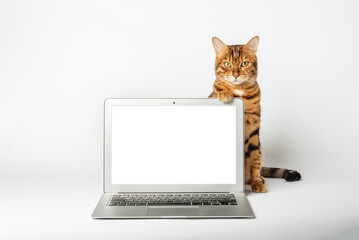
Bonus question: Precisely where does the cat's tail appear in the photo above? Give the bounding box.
[260,167,301,181]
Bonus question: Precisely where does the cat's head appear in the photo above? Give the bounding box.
[212,36,259,86]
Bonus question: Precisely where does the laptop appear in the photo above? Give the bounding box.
[91,98,254,218]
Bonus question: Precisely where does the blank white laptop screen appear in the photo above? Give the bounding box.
[111,106,236,184]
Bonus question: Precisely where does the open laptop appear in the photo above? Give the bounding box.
[91,98,254,218]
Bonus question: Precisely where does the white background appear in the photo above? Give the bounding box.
[0,0,359,239]
[111,106,236,184]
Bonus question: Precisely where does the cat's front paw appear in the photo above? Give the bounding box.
[218,92,234,103]
[251,181,267,193]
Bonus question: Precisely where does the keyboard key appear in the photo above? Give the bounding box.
[147,203,164,206]
[136,203,146,206]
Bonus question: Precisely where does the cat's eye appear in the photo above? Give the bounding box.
[241,61,249,67]
[223,62,231,68]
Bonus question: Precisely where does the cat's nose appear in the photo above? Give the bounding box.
[233,72,239,79]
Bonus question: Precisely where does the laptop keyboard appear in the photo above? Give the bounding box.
[108,193,238,206]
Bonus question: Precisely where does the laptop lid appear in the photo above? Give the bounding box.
[104,98,244,193]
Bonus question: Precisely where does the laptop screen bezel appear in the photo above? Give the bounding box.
[103,98,245,193]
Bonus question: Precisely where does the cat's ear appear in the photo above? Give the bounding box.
[212,37,229,56]
[243,36,259,55]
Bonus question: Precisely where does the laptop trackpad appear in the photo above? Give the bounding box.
[147,207,199,217]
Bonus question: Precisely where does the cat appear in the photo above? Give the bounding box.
[209,36,301,193]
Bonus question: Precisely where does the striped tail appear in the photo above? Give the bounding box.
[261,167,301,181]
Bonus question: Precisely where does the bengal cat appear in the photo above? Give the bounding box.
[209,36,301,193]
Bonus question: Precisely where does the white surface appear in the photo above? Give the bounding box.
[1,0,359,239]
[1,178,359,240]
[112,106,236,184]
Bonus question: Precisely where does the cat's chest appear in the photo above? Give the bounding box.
[233,89,245,97]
